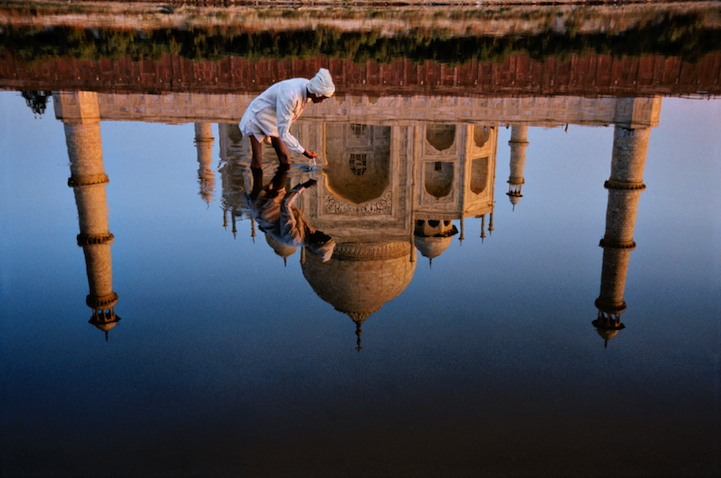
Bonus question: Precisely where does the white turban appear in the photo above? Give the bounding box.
[307,68,335,97]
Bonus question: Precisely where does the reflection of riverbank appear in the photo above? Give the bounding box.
[4,52,721,97]
[4,2,720,97]
[3,10,720,65]
[3,1,721,37]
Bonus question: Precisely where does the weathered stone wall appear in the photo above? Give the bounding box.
[54,92,662,129]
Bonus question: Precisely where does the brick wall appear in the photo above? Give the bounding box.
[2,51,720,96]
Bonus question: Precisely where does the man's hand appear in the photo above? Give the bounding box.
[301,179,318,189]
[303,150,318,159]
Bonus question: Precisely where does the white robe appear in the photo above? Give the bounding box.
[239,78,310,154]
[247,184,335,262]
[247,186,312,245]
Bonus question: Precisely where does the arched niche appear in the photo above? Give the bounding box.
[325,123,391,205]
[470,156,489,194]
[426,124,456,152]
[473,125,492,148]
[425,161,454,199]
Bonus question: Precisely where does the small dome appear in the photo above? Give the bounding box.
[596,327,620,341]
[592,317,625,345]
[88,311,121,337]
[414,236,452,260]
[91,321,118,333]
[508,195,521,206]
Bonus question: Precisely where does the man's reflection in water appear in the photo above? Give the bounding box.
[246,164,335,262]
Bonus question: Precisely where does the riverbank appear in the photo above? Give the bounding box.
[1,0,720,37]
[3,0,719,97]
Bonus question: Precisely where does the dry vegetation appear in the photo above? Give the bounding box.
[1,0,720,37]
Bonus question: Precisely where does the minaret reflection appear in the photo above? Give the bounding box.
[507,125,529,211]
[194,122,215,206]
[56,91,121,340]
[218,123,252,239]
[593,117,650,347]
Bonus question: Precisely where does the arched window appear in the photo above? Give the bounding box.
[473,125,492,148]
[349,154,367,176]
[325,123,391,204]
[470,157,489,194]
[426,125,456,152]
[424,162,454,199]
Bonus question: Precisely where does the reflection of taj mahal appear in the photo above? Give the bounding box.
[203,110,502,349]
[53,91,660,347]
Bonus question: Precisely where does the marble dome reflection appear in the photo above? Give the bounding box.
[302,241,415,351]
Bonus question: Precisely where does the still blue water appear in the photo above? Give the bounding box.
[0,91,719,477]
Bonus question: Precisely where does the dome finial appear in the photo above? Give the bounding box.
[356,323,362,352]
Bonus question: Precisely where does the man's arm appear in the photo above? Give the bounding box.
[283,179,315,209]
[276,92,305,154]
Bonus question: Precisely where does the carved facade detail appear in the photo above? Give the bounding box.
[332,242,411,262]
[322,187,393,215]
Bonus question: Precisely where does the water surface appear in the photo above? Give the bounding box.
[1,4,720,476]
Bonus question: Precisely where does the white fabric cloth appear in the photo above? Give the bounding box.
[307,68,335,97]
[277,188,335,262]
[246,185,335,262]
[239,78,310,154]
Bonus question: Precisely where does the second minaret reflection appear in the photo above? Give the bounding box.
[507,125,529,211]
[194,122,215,206]
[593,119,650,347]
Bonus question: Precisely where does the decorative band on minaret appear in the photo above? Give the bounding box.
[507,125,529,210]
[57,91,121,340]
[593,124,650,347]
